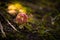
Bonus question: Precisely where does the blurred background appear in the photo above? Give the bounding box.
[0,0,60,40]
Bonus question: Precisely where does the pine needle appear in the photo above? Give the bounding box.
[0,22,6,37]
[0,12,19,32]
